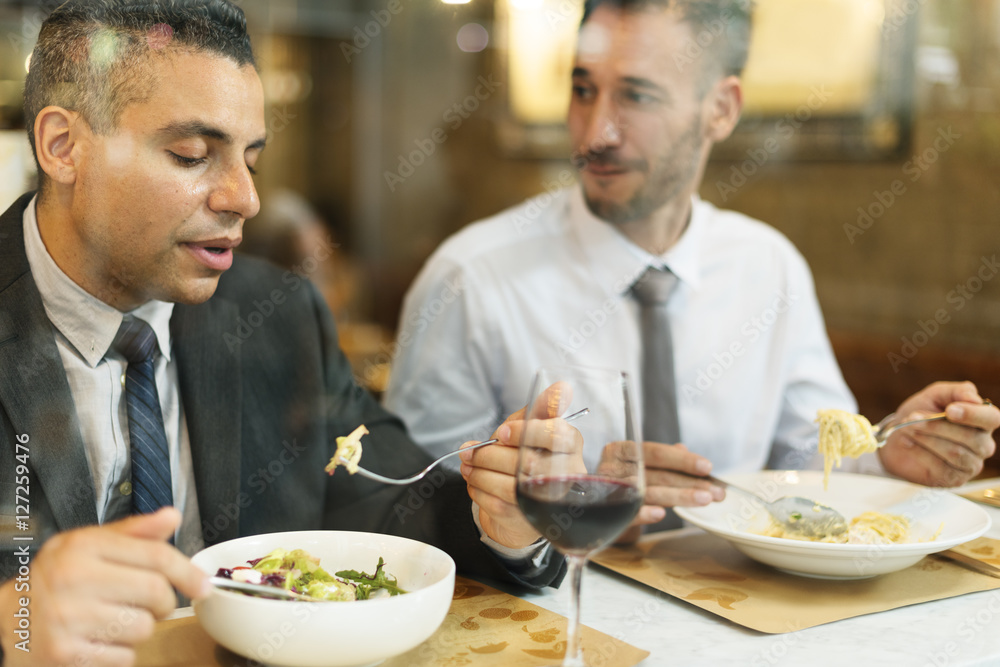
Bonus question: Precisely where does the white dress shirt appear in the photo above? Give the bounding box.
[386,185,883,476]
[23,196,204,555]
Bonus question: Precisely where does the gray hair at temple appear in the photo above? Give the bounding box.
[23,0,256,189]
[581,0,754,85]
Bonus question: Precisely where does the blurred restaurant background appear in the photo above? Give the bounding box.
[0,0,998,468]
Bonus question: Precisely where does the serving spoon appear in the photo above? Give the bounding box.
[707,475,848,539]
[340,407,590,486]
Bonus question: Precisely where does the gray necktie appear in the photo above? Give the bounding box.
[633,267,684,532]
[631,267,682,446]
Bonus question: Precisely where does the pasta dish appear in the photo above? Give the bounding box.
[816,408,878,489]
[762,511,910,544]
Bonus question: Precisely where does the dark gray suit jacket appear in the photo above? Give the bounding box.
[0,193,562,589]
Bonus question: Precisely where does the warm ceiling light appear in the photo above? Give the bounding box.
[441,0,471,4]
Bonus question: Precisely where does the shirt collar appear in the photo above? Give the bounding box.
[23,195,175,367]
[568,184,706,296]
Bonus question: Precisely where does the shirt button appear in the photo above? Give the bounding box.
[120,481,132,496]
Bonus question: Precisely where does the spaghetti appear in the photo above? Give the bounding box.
[762,511,911,544]
[816,409,878,489]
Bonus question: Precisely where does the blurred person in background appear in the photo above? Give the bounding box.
[239,188,392,392]
[385,0,1000,541]
[240,187,362,324]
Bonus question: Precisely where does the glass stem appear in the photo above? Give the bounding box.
[563,554,587,667]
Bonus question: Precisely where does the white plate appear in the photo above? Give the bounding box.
[675,471,991,579]
[191,530,455,667]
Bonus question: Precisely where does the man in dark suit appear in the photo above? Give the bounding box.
[0,1,562,664]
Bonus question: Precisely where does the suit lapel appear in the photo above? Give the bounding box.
[172,298,242,545]
[0,194,99,530]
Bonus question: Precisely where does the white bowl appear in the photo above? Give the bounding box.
[191,530,455,666]
[675,471,991,580]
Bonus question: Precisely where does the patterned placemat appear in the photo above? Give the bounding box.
[137,576,649,666]
[591,531,1000,634]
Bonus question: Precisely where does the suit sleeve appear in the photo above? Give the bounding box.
[306,281,565,589]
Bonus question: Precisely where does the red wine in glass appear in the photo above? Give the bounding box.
[515,365,643,667]
[517,475,642,556]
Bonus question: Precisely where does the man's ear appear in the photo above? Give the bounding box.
[703,75,743,143]
[34,106,86,185]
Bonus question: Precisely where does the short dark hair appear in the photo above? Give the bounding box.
[581,0,753,81]
[24,0,256,186]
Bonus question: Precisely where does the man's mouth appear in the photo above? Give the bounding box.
[586,162,627,175]
[183,237,241,271]
[572,151,632,176]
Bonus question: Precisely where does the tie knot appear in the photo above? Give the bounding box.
[631,267,678,306]
[113,318,158,363]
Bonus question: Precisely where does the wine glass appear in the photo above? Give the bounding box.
[515,365,644,667]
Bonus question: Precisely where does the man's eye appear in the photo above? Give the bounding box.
[624,90,656,105]
[572,84,594,100]
[169,152,206,167]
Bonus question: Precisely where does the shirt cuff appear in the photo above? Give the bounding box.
[471,502,550,569]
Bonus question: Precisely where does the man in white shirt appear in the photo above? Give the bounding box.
[386,0,1000,538]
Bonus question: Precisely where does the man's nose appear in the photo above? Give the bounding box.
[581,97,622,155]
[210,162,260,222]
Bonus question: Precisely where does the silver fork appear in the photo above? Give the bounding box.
[340,407,590,485]
[872,399,992,445]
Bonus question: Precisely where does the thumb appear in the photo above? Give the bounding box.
[530,381,575,419]
[502,380,572,424]
[106,506,181,541]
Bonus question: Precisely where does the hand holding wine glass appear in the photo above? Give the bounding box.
[515,366,644,667]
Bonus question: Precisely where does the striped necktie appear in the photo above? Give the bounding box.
[113,317,173,514]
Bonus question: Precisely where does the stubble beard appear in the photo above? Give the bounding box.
[580,115,705,227]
